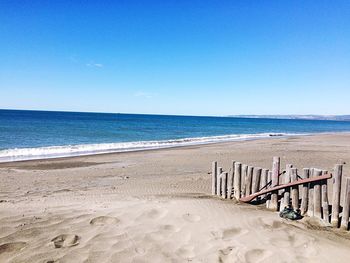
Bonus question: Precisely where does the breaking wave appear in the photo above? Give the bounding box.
[0,133,302,162]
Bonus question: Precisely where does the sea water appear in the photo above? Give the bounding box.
[1,109,350,162]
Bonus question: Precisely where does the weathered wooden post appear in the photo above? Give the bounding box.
[340,178,350,230]
[260,169,268,199]
[313,169,322,219]
[281,164,292,211]
[270,156,280,211]
[241,164,248,196]
[233,162,242,200]
[307,168,315,217]
[291,168,299,210]
[321,170,330,223]
[300,168,310,215]
[211,161,217,195]
[252,167,262,195]
[227,167,234,199]
[221,172,228,199]
[245,166,253,196]
[331,164,343,227]
[216,167,223,196]
[266,171,272,209]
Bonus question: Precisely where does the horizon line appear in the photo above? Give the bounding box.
[1,108,349,120]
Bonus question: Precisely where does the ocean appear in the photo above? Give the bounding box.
[1,109,350,162]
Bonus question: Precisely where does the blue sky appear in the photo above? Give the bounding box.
[0,1,349,116]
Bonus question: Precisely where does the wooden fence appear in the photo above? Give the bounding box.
[211,157,350,231]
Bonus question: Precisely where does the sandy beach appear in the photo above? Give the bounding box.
[1,133,350,263]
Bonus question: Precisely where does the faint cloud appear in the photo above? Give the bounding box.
[68,55,79,63]
[68,56,103,68]
[134,91,156,99]
[86,63,103,68]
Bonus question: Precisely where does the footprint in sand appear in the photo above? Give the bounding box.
[90,216,120,226]
[269,230,316,251]
[255,217,284,230]
[51,234,80,248]
[218,246,236,262]
[182,213,201,222]
[0,242,26,254]
[135,247,146,255]
[219,246,235,256]
[144,209,168,220]
[245,249,271,263]
[211,227,247,241]
[222,227,246,240]
[160,224,180,233]
[177,245,195,259]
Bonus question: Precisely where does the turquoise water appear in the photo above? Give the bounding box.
[1,109,350,162]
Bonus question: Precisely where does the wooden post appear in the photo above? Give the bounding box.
[340,178,350,230]
[252,167,262,194]
[281,164,292,211]
[331,164,343,227]
[233,162,242,200]
[321,170,330,223]
[245,166,254,196]
[241,164,248,196]
[290,168,299,210]
[216,167,223,196]
[267,170,272,189]
[313,169,322,219]
[266,171,272,209]
[221,172,228,199]
[307,168,314,217]
[300,168,310,215]
[270,156,280,211]
[227,167,234,199]
[260,169,268,199]
[211,161,217,195]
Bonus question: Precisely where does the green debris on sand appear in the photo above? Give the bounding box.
[279,206,303,220]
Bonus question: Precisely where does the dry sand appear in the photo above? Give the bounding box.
[0,133,350,262]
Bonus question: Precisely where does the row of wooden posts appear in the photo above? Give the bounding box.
[211,157,350,231]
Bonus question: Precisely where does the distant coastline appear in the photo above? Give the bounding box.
[227,115,350,121]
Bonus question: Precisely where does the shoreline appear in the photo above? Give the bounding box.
[2,131,350,164]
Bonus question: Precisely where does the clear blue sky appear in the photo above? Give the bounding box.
[0,1,349,116]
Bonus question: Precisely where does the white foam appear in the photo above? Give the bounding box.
[0,133,302,163]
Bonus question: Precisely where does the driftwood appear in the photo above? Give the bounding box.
[331,164,343,227]
[227,167,234,199]
[290,168,299,210]
[260,169,268,199]
[221,172,228,199]
[211,161,217,195]
[240,173,332,203]
[233,162,242,199]
[216,167,223,196]
[341,178,350,230]
[313,169,322,219]
[245,166,253,196]
[211,157,348,231]
[300,168,310,215]
[307,168,315,217]
[281,164,292,210]
[269,157,280,210]
[241,164,248,196]
[251,167,261,194]
[321,170,330,223]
